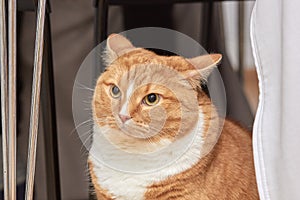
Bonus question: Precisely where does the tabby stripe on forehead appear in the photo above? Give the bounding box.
[127,66,138,81]
[144,84,152,95]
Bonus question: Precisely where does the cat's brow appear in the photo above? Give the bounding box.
[102,80,115,86]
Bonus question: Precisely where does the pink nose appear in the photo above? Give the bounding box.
[118,114,131,123]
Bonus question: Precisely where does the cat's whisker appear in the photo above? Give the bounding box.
[86,96,94,100]
[95,50,103,58]
[75,82,95,92]
[94,117,107,122]
[71,128,93,139]
[81,134,93,152]
[69,118,94,136]
[79,150,89,161]
[80,128,94,137]
[147,126,165,133]
[83,100,92,105]
[134,124,164,139]
[71,117,109,137]
[131,123,147,131]
[126,125,150,137]
[146,136,157,146]
[82,95,93,104]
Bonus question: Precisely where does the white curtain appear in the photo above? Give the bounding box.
[251,0,300,199]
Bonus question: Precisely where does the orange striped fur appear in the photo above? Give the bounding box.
[88,34,258,199]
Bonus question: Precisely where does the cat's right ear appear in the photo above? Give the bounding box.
[185,54,222,82]
[104,34,135,65]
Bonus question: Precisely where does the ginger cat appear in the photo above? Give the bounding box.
[88,34,259,200]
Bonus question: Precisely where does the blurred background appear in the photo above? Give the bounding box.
[1,0,258,199]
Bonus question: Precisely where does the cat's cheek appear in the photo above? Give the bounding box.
[93,87,112,115]
[130,108,150,124]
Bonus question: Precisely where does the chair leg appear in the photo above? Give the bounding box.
[209,3,254,128]
[0,0,9,198]
[201,1,214,50]
[94,0,109,74]
[200,2,254,128]
[40,12,61,200]
[7,0,17,198]
[95,0,109,44]
[238,1,245,84]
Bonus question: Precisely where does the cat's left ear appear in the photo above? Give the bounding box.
[104,34,135,65]
[185,54,222,82]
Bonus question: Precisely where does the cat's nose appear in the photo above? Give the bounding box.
[118,114,131,123]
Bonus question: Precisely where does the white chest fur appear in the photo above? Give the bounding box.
[89,111,205,200]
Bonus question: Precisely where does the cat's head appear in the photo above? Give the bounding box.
[92,34,221,153]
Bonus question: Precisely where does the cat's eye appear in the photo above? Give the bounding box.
[143,93,160,106]
[110,85,121,98]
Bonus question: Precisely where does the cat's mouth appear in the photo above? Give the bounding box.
[115,119,159,139]
[97,123,172,154]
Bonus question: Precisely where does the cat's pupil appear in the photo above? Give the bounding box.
[112,86,120,95]
[147,93,157,103]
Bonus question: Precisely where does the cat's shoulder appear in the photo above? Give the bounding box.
[222,118,252,140]
[216,118,253,156]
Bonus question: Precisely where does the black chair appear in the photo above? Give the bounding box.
[93,0,254,128]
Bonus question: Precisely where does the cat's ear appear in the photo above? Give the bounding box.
[185,54,222,82]
[104,34,135,65]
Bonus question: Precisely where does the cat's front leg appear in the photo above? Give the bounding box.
[88,160,115,200]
